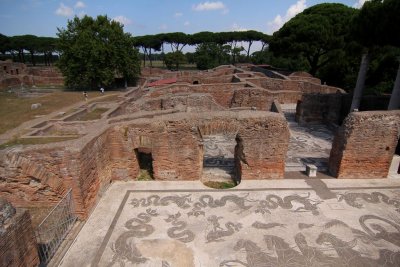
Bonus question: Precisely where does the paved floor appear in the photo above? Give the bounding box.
[284,111,334,172]
[60,179,400,267]
[202,135,236,182]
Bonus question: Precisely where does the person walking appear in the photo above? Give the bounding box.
[83,91,88,101]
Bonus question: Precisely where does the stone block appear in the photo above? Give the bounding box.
[306,164,317,177]
[388,154,400,176]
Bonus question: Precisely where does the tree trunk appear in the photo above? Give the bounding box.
[308,54,320,76]
[43,52,47,66]
[350,53,370,112]
[142,48,146,67]
[261,42,267,51]
[49,52,53,65]
[149,48,152,68]
[162,43,165,67]
[388,59,400,110]
[21,50,25,63]
[18,50,22,62]
[30,51,35,66]
[247,41,252,59]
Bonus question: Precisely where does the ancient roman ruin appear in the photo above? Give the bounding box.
[1,62,400,266]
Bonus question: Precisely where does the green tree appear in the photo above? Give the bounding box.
[194,42,230,70]
[57,15,140,90]
[164,51,186,70]
[270,3,356,76]
[0,33,11,57]
[239,30,266,59]
[10,35,28,63]
[352,0,400,106]
[133,35,162,67]
[164,32,189,52]
[21,35,39,66]
[36,37,58,66]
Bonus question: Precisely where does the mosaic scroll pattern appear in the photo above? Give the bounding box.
[103,189,400,267]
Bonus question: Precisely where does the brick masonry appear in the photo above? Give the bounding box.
[0,60,64,89]
[1,64,398,221]
[0,203,39,267]
[329,111,400,178]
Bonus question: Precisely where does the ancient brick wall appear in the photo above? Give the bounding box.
[329,111,400,178]
[0,130,114,219]
[0,148,68,208]
[120,112,289,180]
[302,82,343,94]
[231,88,301,109]
[177,75,233,84]
[289,72,321,84]
[74,131,112,215]
[235,114,289,179]
[245,77,343,95]
[0,205,39,267]
[108,126,139,180]
[147,83,245,108]
[0,61,64,89]
[289,76,321,84]
[126,119,203,180]
[296,93,343,125]
[126,94,225,113]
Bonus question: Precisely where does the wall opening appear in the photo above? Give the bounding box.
[201,134,239,188]
[193,80,199,84]
[16,69,19,75]
[135,148,154,180]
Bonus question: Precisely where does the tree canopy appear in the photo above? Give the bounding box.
[270,3,356,76]
[352,0,400,47]
[56,15,140,90]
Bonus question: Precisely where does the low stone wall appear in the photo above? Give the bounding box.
[231,88,301,109]
[177,75,233,84]
[125,94,225,113]
[147,83,245,108]
[329,111,400,178]
[0,199,39,267]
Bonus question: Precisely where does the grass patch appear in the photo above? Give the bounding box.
[0,91,83,134]
[136,169,154,181]
[0,136,78,150]
[79,108,109,121]
[0,91,121,134]
[203,180,236,189]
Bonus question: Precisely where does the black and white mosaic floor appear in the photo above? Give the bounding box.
[60,180,400,267]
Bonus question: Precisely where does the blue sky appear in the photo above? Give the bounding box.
[0,0,369,38]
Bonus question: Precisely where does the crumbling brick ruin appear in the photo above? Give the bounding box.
[0,198,39,267]
[0,60,64,89]
[0,64,399,221]
[329,111,400,178]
